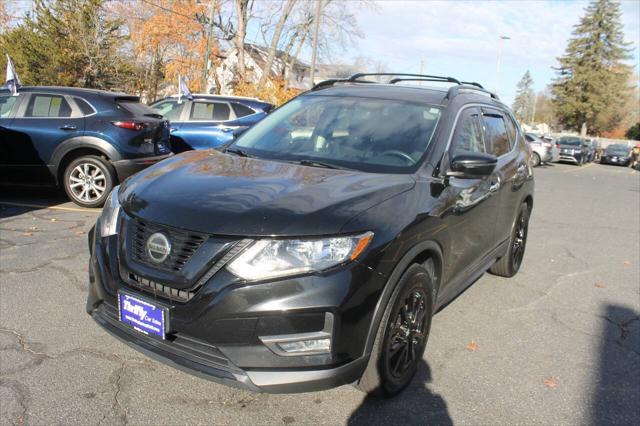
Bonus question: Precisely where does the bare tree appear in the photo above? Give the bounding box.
[256,0,297,89]
[234,0,250,76]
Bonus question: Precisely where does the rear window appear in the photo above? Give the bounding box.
[232,102,256,118]
[25,94,72,118]
[116,99,157,117]
[74,97,95,116]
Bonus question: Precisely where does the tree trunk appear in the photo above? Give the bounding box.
[234,0,249,77]
[257,0,297,90]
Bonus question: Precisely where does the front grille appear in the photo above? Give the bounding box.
[127,272,195,302]
[131,218,207,271]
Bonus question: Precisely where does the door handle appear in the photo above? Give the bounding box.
[59,125,77,131]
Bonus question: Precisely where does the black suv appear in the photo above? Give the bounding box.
[0,86,172,207]
[87,74,534,395]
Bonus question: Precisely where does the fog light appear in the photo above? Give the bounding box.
[277,338,331,354]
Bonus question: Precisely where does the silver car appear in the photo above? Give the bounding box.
[525,133,560,166]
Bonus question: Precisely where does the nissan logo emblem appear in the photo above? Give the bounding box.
[146,232,171,263]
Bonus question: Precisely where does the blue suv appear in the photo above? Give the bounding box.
[0,86,172,207]
[149,95,273,153]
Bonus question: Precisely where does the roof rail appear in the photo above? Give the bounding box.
[460,81,484,89]
[311,72,499,100]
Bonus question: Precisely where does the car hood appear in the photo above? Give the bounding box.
[119,150,415,236]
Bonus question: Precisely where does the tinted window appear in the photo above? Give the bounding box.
[232,103,256,118]
[151,99,185,121]
[557,137,582,146]
[233,95,442,174]
[25,95,72,118]
[0,95,17,118]
[451,108,485,156]
[74,97,95,116]
[190,102,231,121]
[482,113,511,156]
[117,99,157,116]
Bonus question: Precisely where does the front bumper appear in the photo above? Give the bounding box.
[559,152,582,164]
[112,153,174,181]
[86,224,383,393]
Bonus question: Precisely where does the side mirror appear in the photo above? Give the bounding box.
[447,152,497,178]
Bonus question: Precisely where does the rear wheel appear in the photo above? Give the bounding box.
[531,152,541,167]
[63,156,114,208]
[489,202,530,277]
[357,262,435,396]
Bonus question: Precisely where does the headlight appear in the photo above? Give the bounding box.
[98,186,121,237]
[227,232,374,281]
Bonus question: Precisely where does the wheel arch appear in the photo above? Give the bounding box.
[51,137,121,185]
[362,240,444,358]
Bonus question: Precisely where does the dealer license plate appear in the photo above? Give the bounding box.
[118,292,167,339]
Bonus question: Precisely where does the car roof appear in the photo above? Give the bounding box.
[303,82,506,108]
[0,85,131,98]
[166,94,272,105]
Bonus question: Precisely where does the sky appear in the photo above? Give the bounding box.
[340,0,640,105]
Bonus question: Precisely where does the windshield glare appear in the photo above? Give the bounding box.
[558,137,582,146]
[606,145,629,154]
[232,95,442,173]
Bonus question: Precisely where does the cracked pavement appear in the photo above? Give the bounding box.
[1,163,639,425]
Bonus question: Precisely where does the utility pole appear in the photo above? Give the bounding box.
[202,0,216,93]
[309,0,323,88]
[495,35,510,96]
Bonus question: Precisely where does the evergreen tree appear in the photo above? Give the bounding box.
[0,0,132,89]
[512,70,535,124]
[551,0,633,135]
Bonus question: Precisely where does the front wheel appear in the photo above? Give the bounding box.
[357,262,435,396]
[489,202,530,277]
[63,155,115,208]
[531,152,541,167]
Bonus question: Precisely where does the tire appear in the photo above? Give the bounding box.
[357,262,436,397]
[531,152,541,167]
[63,155,115,208]
[489,202,530,278]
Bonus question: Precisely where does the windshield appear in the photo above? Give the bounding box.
[606,145,629,155]
[231,95,442,173]
[557,137,583,146]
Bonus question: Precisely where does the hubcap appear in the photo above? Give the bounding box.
[512,211,527,269]
[69,163,106,203]
[386,289,428,378]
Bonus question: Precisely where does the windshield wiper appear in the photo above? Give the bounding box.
[226,147,251,157]
[297,159,348,170]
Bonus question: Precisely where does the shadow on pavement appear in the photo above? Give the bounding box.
[590,305,640,425]
[347,359,452,426]
[0,186,70,219]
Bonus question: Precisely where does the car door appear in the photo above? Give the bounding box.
[0,93,22,178]
[483,108,529,245]
[438,106,502,298]
[178,100,237,150]
[6,92,85,184]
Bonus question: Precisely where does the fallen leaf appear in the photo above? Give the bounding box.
[50,218,57,222]
[76,231,85,235]
[623,261,631,266]
[543,377,559,388]
[22,232,33,236]
[29,226,37,230]
[595,283,605,288]
[466,341,478,351]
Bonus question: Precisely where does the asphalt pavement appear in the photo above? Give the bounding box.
[1,162,638,425]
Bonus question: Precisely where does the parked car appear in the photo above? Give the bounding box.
[525,133,559,166]
[0,86,172,207]
[87,73,534,396]
[600,144,631,166]
[585,138,600,162]
[557,136,588,165]
[149,95,273,153]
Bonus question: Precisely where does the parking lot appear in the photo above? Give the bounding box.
[0,162,638,425]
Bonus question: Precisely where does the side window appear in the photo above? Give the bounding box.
[0,95,18,118]
[504,115,517,146]
[25,94,72,118]
[74,97,95,116]
[450,107,485,157]
[190,101,231,121]
[151,99,185,121]
[232,103,256,118]
[482,113,510,157]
